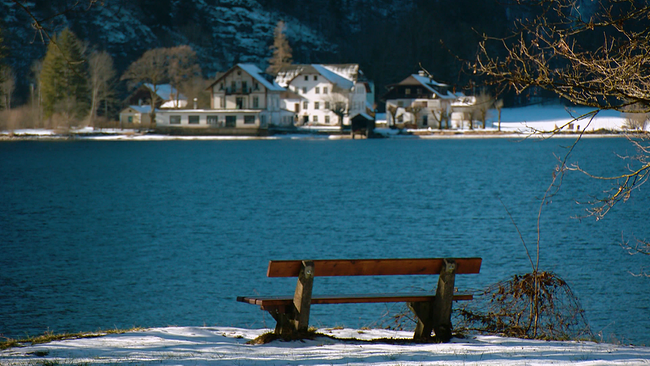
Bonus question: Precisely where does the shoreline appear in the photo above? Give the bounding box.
[0,129,639,141]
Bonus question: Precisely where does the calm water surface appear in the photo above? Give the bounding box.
[0,138,648,345]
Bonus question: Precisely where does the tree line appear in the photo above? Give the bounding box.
[0,26,209,130]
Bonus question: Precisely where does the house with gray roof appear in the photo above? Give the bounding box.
[381,71,469,129]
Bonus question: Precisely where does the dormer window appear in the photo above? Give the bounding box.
[304,75,309,81]
[405,88,411,95]
[314,75,318,81]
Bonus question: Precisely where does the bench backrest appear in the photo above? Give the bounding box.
[267,258,482,277]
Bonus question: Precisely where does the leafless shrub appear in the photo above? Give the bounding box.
[456,272,592,340]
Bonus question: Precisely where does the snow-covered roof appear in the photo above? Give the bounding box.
[144,84,186,102]
[350,112,374,121]
[411,74,447,88]
[275,64,359,91]
[312,64,355,90]
[236,64,285,92]
[125,105,154,114]
[451,96,476,107]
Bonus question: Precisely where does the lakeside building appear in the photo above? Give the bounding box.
[275,64,375,128]
[381,71,471,129]
[154,64,295,134]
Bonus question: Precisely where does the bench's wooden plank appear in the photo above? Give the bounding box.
[267,258,482,277]
[237,292,473,307]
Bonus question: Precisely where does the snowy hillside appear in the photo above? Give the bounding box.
[0,0,336,100]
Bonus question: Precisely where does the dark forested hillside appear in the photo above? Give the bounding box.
[1,0,513,105]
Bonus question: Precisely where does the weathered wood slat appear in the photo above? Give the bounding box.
[266,258,482,278]
[236,292,473,307]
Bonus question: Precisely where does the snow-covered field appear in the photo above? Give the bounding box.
[2,327,649,365]
[495,105,633,133]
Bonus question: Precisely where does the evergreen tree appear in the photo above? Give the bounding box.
[39,28,89,123]
[266,20,293,76]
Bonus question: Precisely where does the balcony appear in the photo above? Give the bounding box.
[225,86,251,95]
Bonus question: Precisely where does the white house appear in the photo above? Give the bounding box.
[155,64,295,132]
[275,64,375,127]
[382,71,466,129]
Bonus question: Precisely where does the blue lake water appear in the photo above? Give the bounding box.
[0,137,648,345]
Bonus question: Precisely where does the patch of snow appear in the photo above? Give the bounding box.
[2,326,648,365]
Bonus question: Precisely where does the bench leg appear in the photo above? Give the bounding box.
[268,307,295,336]
[408,301,434,341]
[431,258,457,342]
[291,260,314,332]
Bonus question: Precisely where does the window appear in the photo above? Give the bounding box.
[325,115,330,123]
[188,115,199,124]
[231,81,236,91]
[417,88,422,94]
[405,88,411,95]
[313,115,318,123]
[314,102,319,109]
[304,75,309,81]
[254,82,259,90]
[294,103,300,112]
[244,115,255,124]
[422,115,428,126]
[242,81,248,92]
[325,101,330,110]
[323,87,328,94]
[220,97,225,108]
[303,101,308,110]
[315,87,320,94]
[303,115,309,124]
[207,116,218,125]
[236,97,244,109]
[313,75,318,81]
[253,96,259,108]
[170,115,181,124]
[127,116,133,123]
[225,115,236,127]
[302,87,307,94]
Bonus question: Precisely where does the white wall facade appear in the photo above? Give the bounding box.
[208,66,293,127]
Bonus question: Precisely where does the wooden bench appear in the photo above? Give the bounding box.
[237,257,482,342]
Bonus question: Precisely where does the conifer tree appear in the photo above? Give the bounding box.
[266,20,292,76]
[39,28,89,123]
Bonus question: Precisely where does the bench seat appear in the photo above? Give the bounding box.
[237,292,473,307]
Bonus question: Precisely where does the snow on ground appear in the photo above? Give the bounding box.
[2,327,649,365]
[495,105,632,133]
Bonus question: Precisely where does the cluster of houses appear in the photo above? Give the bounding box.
[119,63,477,135]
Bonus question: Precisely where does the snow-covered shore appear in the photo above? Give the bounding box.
[2,327,649,365]
[1,105,644,141]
